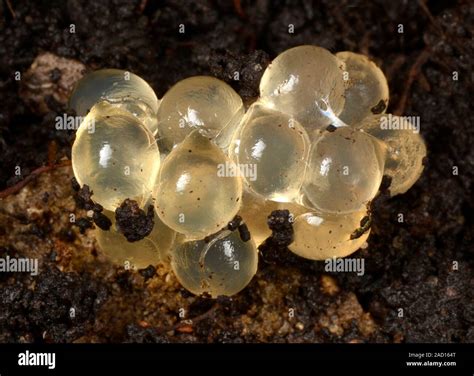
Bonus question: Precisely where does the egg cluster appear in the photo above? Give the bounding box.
[70,45,426,298]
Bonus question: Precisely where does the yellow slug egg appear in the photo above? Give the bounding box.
[171,230,258,297]
[72,101,160,211]
[302,127,386,214]
[289,210,370,260]
[357,114,427,195]
[259,45,346,130]
[154,130,242,239]
[232,104,310,202]
[69,68,159,135]
[336,51,389,126]
[156,76,244,153]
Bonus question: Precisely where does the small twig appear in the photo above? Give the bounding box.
[0,160,71,200]
[359,31,371,56]
[417,0,443,36]
[138,0,148,14]
[385,55,406,83]
[155,303,219,335]
[394,47,431,116]
[233,0,246,19]
[417,0,467,55]
[5,0,16,19]
[47,140,58,166]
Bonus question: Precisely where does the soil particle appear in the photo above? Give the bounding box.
[267,209,294,247]
[92,211,112,231]
[115,199,154,242]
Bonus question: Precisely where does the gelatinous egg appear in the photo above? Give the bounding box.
[154,130,242,239]
[302,127,386,214]
[96,210,176,269]
[357,114,426,195]
[171,230,258,297]
[233,105,310,202]
[239,190,307,247]
[72,101,160,211]
[336,51,389,125]
[228,102,270,159]
[156,76,244,153]
[259,45,346,129]
[289,210,370,260]
[69,69,159,134]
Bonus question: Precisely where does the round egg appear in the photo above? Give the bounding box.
[156,76,244,153]
[233,104,310,202]
[302,127,386,214]
[259,45,346,130]
[69,68,159,134]
[171,230,258,297]
[72,101,160,211]
[336,51,389,125]
[154,130,242,239]
[289,210,370,260]
[357,114,426,195]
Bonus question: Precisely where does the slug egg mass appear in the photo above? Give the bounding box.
[156,76,244,153]
[233,104,310,202]
[69,68,159,134]
[72,101,160,211]
[171,230,258,297]
[69,44,427,298]
[154,130,242,239]
[259,45,346,130]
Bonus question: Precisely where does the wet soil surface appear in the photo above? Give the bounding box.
[0,0,473,343]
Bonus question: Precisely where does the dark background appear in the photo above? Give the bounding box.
[0,0,473,343]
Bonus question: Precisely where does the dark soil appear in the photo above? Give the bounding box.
[0,0,473,343]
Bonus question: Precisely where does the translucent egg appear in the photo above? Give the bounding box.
[302,127,386,214]
[289,210,370,260]
[96,210,176,269]
[156,76,244,153]
[228,102,270,160]
[69,69,159,134]
[239,190,307,247]
[72,101,160,211]
[154,130,242,239]
[259,45,346,129]
[233,105,310,202]
[171,230,258,297]
[357,114,426,195]
[336,51,389,126]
